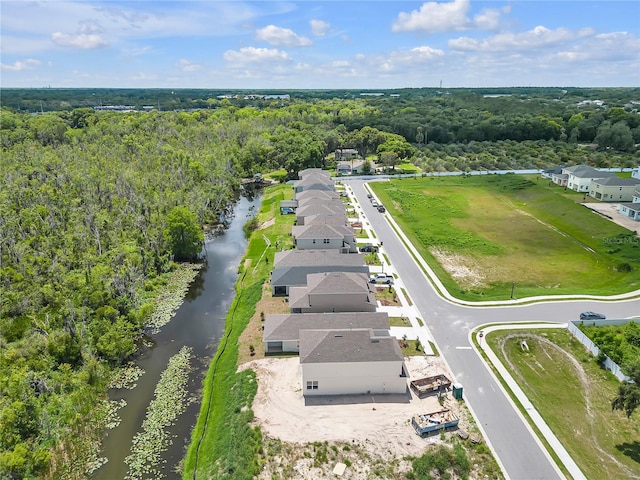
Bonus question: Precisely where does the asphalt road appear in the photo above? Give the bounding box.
[345,179,640,480]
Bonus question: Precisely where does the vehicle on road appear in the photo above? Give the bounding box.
[580,311,606,320]
[377,205,386,213]
[371,200,379,207]
[370,273,394,284]
[359,244,379,253]
[367,193,373,199]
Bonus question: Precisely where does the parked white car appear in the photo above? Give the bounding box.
[370,273,394,284]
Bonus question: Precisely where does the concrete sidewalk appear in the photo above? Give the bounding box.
[476,323,587,480]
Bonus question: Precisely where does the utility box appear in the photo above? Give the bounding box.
[452,383,463,400]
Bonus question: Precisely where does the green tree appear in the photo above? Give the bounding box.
[612,360,640,418]
[595,121,634,151]
[164,206,204,261]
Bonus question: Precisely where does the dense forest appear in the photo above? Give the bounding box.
[1,88,639,478]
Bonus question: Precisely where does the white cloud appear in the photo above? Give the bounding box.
[0,58,42,71]
[310,19,330,37]
[223,47,291,64]
[449,26,596,52]
[256,25,311,47]
[556,31,640,62]
[392,0,504,34]
[51,32,109,49]
[177,59,202,72]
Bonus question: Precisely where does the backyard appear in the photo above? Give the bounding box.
[371,174,640,301]
[485,328,640,479]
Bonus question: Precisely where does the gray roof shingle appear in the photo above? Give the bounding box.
[300,329,404,364]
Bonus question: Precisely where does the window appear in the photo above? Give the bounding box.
[306,381,318,390]
[323,238,330,244]
[312,239,316,244]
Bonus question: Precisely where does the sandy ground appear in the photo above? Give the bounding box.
[240,355,464,461]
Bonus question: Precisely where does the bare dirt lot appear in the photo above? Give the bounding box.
[240,356,473,479]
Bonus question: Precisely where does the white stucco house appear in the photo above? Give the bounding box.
[300,328,407,396]
[563,165,617,192]
[563,165,616,192]
[288,271,377,313]
[589,177,640,202]
[263,311,390,354]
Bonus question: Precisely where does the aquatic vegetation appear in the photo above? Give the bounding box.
[124,347,194,480]
[146,265,202,333]
[109,363,145,390]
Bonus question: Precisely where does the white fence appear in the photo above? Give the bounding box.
[567,319,633,382]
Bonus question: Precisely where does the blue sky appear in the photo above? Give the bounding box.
[1,1,639,89]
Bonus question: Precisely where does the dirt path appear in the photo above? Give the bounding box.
[497,333,636,478]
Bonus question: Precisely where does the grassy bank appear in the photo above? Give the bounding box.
[486,329,640,479]
[182,185,294,479]
[371,174,639,301]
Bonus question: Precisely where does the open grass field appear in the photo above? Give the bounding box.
[486,329,640,480]
[371,174,640,300]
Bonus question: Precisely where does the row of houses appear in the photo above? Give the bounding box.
[542,165,640,221]
[267,169,408,396]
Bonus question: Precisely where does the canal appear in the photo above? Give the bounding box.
[93,192,261,479]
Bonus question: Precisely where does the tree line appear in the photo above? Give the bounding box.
[1,89,638,477]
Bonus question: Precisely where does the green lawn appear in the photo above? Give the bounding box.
[486,329,640,480]
[371,174,640,300]
[183,185,293,480]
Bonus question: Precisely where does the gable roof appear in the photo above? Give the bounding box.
[564,165,617,179]
[296,202,345,216]
[295,190,340,201]
[274,249,365,268]
[301,214,348,226]
[300,328,403,364]
[592,177,640,187]
[307,271,371,294]
[299,168,331,180]
[619,202,640,213]
[263,312,390,342]
[270,265,370,288]
[291,223,347,240]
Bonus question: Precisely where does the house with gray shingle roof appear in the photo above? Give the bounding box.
[288,271,377,313]
[295,189,340,202]
[293,175,335,194]
[562,165,617,192]
[618,203,640,221]
[270,264,370,296]
[589,176,640,202]
[292,223,357,252]
[300,328,407,396]
[263,312,390,353]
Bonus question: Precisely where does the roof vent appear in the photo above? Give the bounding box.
[334,334,343,338]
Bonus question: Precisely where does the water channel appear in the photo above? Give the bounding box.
[93,192,261,480]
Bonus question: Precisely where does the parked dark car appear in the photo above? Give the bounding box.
[377,205,386,213]
[579,311,606,320]
[359,244,379,253]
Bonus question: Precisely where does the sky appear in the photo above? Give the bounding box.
[1,0,639,89]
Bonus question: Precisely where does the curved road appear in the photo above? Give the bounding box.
[345,179,640,480]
